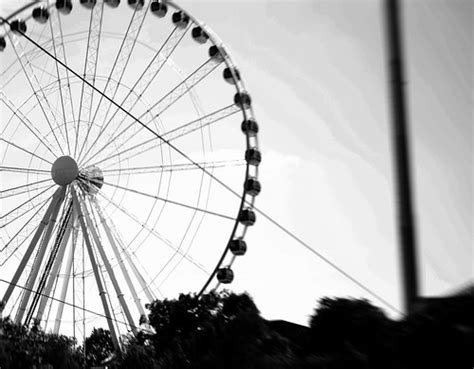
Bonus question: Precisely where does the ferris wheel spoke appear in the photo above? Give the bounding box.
[102,159,245,176]
[0,178,53,200]
[30,63,61,83]
[0,190,49,230]
[74,1,105,158]
[49,7,75,154]
[0,165,50,175]
[7,23,249,208]
[154,163,214,288]
[86,103,238,168]
[0,31,60,92]
[2,3,260,328]
[85,177,233,221]
[0,184,56,223]
[0,228,35,267]
[0,92,60,159]
[85,57,222,165]
[5,28,67,156]
[0,138,53,166]
[77,2,152,163]
[0,193,52,248]
[0,38,50,82]
[79,22,190,165]
[96,191,208,275]
[144,58,222,119]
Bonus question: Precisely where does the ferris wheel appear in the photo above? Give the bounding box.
[0,0,260,349]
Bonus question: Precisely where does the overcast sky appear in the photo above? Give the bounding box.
[0,0,472,329]
[178,0,473,322]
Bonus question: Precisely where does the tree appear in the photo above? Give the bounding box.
[0,317,82,369]
[397,294,474,369]
[42,333,82,369]
[118,334,160,369]
[83,327,114,367]
[307,297,396,369]
[118,291,296,369]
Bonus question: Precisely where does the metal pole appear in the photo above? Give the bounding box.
[384,0,419,312]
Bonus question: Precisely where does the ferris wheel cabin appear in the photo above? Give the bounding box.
[32,7,50,24]
[56,0,73,14]
[151,0,168,17]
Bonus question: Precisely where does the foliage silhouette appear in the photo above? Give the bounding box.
[0,317,82,369]
[1,288,472,369]
[84,327,114,367]
[117,291,296,369]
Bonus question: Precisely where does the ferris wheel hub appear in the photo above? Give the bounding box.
[80,165,104,194]
[51,156,79,186]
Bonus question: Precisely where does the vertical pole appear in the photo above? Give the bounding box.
[384,0,419,312]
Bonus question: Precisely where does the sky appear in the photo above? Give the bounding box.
[178,0,473,323]
[0,0,472,332]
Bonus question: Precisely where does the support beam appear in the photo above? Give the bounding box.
[36,209,76,322]
[26,200,74,325]
[54,217,78,334]
[0,186,64,319]
[108,220,156,304]
[92,198,146,319]
[71,188,121,352]
[80,192,138,334]
[15,187,66,324]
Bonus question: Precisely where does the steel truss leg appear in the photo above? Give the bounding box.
[92,198,146,319]
[105,215,156,304]
[0,186,64,320]
[15,186,66,324]
[53,214,78,334]
[36,209,76,323]
[71,187,121,352]
[80,192,138,334]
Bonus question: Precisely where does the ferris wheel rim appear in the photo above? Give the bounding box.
[0,0,261,342]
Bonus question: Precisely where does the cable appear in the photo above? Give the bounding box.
[4,20,401,315]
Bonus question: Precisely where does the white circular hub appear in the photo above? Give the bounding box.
[51,156,78,186]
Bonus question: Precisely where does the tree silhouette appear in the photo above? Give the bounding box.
[2,288,471,368]
[117,291,296,369]
[307,297,396,368]
[83,327,114,367]
[0,317,82,369]
[397,294,474,369]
